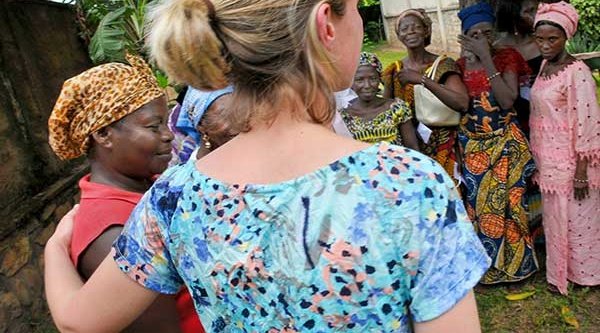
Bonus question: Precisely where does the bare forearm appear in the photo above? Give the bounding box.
[480,55,517,109]
[422,76,469,112]
[44,238,85,332]
[383,84,393,99]
[45,242,159,332]
[575,156,588,178]
[400,122,420,151]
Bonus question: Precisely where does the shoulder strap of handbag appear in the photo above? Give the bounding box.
[425,55,446,81]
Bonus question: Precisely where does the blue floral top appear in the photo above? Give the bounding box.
[114,143,490,332]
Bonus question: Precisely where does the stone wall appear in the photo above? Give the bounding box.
[0,1,91,332]
[0,167,85,333]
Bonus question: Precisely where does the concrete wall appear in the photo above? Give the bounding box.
[381,0,462,57]
[0,1,92,332]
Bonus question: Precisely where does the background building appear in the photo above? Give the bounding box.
[380,0,463,56]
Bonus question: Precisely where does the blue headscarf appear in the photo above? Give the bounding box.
[175,85,234,143]
[458,2,496,33]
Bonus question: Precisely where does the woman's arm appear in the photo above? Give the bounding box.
[479,55,518,110]
[573,156,589,201]
[400,121,420,151]
[418,72,469,112]
[78,226,182,332]
[458,34,518,110]
[414,291,482,333]
[45,209,159,333]
[381,62,399,99]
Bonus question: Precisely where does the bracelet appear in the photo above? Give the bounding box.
[487,71,501,81]
[421,75,428,85]
[573,178,589,183]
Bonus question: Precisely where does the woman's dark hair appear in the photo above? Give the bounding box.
[534,20,567,37]
[495,0,521,34]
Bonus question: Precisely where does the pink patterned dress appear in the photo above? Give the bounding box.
[530,60,600,294]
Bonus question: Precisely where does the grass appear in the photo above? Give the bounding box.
[475,247,600,332]
[363,41,406,69]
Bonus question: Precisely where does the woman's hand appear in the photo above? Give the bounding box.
[398,68,423,85]
[574,180,589,201]
[574,157,589,201]
[48,204,78,250]
[458,32,491,61]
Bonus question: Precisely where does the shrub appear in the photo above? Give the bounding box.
[571,0,600,43]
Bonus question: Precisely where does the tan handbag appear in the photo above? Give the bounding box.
[413,55,460,127]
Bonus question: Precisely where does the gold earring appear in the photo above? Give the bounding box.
[202,133,212,150]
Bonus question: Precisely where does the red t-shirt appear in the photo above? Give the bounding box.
[71,174,205,333]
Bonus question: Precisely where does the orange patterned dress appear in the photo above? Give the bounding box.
[457,48,538,284]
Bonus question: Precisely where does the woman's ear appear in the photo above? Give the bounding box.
[315,2,336,50]
[90,127,113,149]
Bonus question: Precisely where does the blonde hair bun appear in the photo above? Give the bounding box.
[146,0,230,91]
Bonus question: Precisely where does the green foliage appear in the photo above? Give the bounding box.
[571,0,600,43]
[359,0,380,7]
[87,0,148,64]
[154,70,170,89]
[566,33,600,54]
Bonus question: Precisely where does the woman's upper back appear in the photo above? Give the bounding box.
[114,142,490,331]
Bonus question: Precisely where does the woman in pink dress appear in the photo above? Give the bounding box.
[530,1,600,294]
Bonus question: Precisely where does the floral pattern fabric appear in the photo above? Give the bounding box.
[113,143,490,332]
[340,99,412,145]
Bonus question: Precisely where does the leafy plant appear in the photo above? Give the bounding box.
[566,32,600,70]
[359,0,380,7]
[571,0,600,44]
[74,0,120,47]
[87,0,149,64]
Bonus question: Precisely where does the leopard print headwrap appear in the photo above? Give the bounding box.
[48,54,164,160]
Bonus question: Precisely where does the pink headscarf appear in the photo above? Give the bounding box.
[534,1,579,38]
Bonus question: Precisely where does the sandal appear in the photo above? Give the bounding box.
[547,283,561,294]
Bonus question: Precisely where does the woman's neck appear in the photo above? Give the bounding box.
[357,96,382,109]
[406,47,429,66]
[89,160,152,193]
[547,50,570,65]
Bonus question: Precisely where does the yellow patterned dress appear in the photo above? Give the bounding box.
[382,57,461,178]
[340,98,412,145]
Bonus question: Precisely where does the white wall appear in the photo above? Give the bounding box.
[381,0,458,17]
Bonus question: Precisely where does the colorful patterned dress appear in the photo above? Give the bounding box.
[113,143,491,332]
[340,99,412,145]
[457,47,538,284]
[382,57,461,179]
[530,60,600,295]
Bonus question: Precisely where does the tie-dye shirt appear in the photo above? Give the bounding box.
[114,143,490,332]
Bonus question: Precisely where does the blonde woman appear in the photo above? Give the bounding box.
[45,0,489,332]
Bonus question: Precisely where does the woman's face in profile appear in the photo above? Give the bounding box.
[518,0,539,33]
[197,94,238,149]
